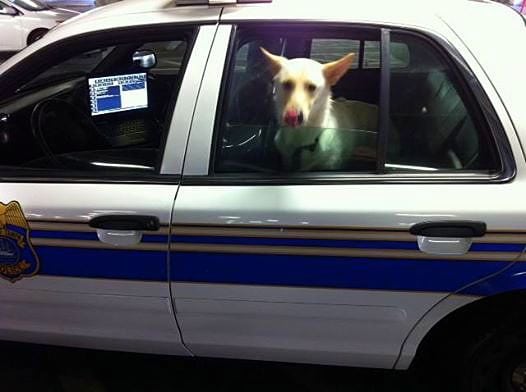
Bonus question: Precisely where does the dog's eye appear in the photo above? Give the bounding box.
[282,81,294,92]
[306,83,317,93]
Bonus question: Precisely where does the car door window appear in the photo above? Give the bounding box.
[0,30,193,176]
[0,1,14,13]
[212,26,502,176]
[386,33,499,172]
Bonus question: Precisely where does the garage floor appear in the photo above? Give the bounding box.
[1,342,420,392]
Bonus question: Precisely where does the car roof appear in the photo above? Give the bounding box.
[65,0,519,26]
[20,0,526,39]
[3,0,514,60]
[3,0,521,56]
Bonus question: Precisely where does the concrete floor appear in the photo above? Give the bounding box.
[0,342,420,392]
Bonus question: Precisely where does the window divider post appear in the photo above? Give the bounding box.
[376,28,391,174]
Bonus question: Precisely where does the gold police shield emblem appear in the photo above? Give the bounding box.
[0,201,39,282]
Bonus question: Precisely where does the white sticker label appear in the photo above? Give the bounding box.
[89,73,148,116]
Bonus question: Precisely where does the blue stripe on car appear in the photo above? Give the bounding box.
[36,246,167,281]
[170,252,509,294]
[27,231,525,295]
[33,243,510,294]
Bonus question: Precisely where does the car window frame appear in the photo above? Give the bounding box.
[0,0,17,14]
[195,22,515,185]
[0,23,203,184]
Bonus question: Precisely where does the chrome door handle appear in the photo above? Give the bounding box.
[410,220,486,256]
[96,229,143,247]
[416,236,473,256]
[89,215,160,247]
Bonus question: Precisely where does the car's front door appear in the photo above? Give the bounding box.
[170,23,526,368]
[0,1,22,51]
[0,20,220,354]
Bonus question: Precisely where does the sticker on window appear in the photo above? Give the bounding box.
[88,73,148,116]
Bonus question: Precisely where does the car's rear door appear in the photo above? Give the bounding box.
[170,22,526,368]
[0,14,220,354]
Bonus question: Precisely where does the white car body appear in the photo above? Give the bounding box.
[0,0,79,52]
[0,0,525,382]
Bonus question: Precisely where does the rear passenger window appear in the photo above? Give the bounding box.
[0,30,192,177]
[387,33,498,172]
[216,28,382,173]
[213,26,501,176]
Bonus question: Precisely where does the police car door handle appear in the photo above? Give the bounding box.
[410,221,486,238]
[410,221,486,256]
[89,215,160,247]
[89,215,160,231]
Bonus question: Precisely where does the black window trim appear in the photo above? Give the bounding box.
[191,21,515,186]
[0,22,204,184]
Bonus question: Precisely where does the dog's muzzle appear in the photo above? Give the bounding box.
[284,109,304,127]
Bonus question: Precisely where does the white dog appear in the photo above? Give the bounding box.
[261,48,378,171]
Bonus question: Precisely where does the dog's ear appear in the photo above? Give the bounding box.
[260,47,286,76]
[322,52,356,86]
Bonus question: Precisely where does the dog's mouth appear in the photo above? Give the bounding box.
[283,109,304,127]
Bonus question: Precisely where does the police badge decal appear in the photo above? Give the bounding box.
[0,201,39,282]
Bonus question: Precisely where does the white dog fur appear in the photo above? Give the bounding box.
[261,48,378,171]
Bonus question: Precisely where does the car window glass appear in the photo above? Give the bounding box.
[213,27,500,175]
[215,28,382,174]
[0,1,12,11]
[8,0,48,11]
[310,39,360,68]
[386,33,499,172]
[0,33,192,176]
[138,41,188,76]
[20,47,115,92]
[363,41,410,69]
[310,39,409,70]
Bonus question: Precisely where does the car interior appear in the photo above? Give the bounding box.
[0,29,500,177]
[215,29,500,174]
[0,40,188,174]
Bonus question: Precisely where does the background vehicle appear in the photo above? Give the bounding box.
[0,0,78,53]
[0,1,525,391]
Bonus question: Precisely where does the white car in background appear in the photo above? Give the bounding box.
[0,0,78,52]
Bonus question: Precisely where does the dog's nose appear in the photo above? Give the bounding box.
[284,109,304,127]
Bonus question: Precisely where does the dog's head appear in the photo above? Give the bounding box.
[261,47,355,128]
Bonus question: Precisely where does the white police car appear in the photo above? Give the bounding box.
[0,0,525,391]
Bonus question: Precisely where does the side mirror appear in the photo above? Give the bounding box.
[0,6,18,16]
[132,50,157,70]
